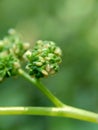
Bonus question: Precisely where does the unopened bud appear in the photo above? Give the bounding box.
[54,47,62,56]
[23,50,32,60]
[14,62,20,69]
[35,62,43,66]
[41,70,48,76]
[23,43,30,50]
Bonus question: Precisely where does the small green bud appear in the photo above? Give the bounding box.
[13,61,20,68]
[45,64,51,72]
[23,43,30,50]
[23,50,32,60]
[41,70,48,76]
[54,47,62,56]
[35,62,43,66]
[39,56,45,63]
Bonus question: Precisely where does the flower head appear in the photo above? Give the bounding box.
[0,29,30,82]
[0,29,30,59]
[25,40,62,78]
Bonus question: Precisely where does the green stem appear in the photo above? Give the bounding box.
[0,106,98,123]
[18,69,65,107]
[18,69,98,123]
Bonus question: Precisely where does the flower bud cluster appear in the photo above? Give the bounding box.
[24,40,62,78]
[0,29,30,59]
[0,29,30,82]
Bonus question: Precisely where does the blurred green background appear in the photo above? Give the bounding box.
[0,0,98,129]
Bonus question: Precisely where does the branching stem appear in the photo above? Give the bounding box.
[18,68,98,123]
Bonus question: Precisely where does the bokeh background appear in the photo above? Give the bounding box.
[0,0,98,129]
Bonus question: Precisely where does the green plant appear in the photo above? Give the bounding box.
[0,29,98,124]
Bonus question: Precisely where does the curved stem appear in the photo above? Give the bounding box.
[18,69,65,107]
[18,69,98,123]
[0,106,98,123]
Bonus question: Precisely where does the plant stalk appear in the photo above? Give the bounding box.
[18,69,98,123]
[18,69,65,107]
[0,106,98,123]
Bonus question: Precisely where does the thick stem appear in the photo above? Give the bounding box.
[18,69,65,107]
[0,106,98,123]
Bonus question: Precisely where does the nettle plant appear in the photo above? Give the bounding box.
[0,29,98,123]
